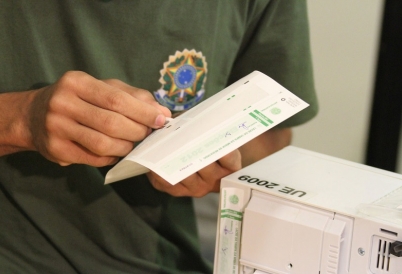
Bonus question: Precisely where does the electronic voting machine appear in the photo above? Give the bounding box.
[214,146,402,274]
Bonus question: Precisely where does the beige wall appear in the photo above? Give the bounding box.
[292,0,384,163]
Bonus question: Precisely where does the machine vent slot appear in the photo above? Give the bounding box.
[380,228,398,237]
[370,236,402,274]
[375,239,391,272]
[326,244,340,274]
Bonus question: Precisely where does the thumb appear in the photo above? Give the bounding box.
[217,149,242,172]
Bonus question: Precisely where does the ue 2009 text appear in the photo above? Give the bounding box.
[237,175,307,198]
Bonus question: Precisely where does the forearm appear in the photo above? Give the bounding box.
[0,91,35,156]
[238,127,292,167]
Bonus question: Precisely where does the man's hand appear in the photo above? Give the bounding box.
[239,127,292,167]
[147,128,291,197]
[147,149,242,197]
[0,71,171,166]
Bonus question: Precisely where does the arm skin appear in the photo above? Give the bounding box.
[147,127,292,197]
[0,71,171,166]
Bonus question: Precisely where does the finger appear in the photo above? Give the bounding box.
[63,96,150,142]
[69,125,134,157]
[70,142,120,166]
[217,149,242,172]
[195,162,225,193]
[51,139,119,167]
[50,114,135,157]
[181,173,217,197]
[147,172,193,197]
[103,79,172,118]
[57,72,167,128]
[148,172,212,197]
[196,152,242,194]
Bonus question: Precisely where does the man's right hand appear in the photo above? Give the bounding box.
[0,71,171,167]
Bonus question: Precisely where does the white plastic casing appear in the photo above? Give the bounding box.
[214,146,402,274]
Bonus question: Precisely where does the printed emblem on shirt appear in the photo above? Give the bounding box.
[154,49,207,111]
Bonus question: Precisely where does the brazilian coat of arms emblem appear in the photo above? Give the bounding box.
[154,49,207,111]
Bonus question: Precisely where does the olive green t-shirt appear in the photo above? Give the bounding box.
[0,1,318,273]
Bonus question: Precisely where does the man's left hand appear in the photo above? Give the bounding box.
[147,149,242,197]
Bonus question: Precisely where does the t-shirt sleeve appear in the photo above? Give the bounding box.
[228,0,318,128]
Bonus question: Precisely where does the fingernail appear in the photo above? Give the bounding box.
[164,117,173,125]
[154,114,165,127]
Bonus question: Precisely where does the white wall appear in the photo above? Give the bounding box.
[292,0,384,164]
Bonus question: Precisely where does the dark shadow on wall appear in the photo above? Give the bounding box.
[365,0,402,172]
